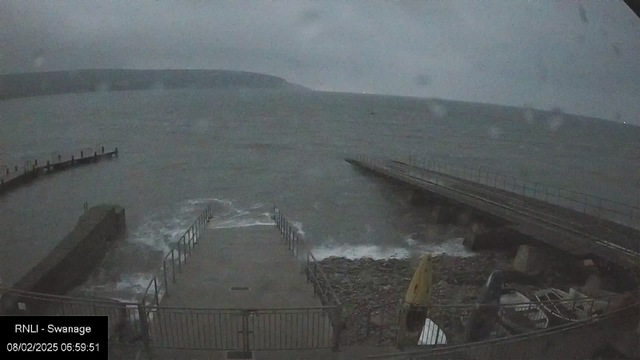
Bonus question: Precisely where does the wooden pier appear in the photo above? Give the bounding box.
[0,146,118,196]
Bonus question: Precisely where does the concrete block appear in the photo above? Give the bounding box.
[427,204,457,224]
[3,205,126,314]
[584,274,602,290]
[583,259,595,267]
[463,225,523,251]
[513,245,546,275]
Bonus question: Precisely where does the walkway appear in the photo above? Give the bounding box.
[347,156,640,268]
[160,225,320,308]
[148,225,336,358]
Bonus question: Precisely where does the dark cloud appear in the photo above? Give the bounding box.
[0,0,638,123]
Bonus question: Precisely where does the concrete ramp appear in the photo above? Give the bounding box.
[150,226,333,351]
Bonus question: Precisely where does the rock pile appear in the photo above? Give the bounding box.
[319,248,591,345]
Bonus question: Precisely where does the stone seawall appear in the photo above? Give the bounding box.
[1,205,125,313]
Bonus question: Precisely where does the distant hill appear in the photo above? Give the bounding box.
[0,69,310,100]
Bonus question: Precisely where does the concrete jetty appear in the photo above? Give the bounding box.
[0,205,126,313]
[347,156,640,269]
[147,225,343,359]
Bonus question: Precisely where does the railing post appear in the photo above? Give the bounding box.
[160,262,168,298]
[171,251,177,282]
[137,304,152,357]
[153,278,160,307]
[182,236,187,262]
[332,304,342,352]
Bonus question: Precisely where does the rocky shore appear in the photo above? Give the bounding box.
[319,247,593,346]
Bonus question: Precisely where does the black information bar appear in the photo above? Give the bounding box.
[1,316,108,359]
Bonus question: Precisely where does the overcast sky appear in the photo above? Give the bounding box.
[1,1,638,122]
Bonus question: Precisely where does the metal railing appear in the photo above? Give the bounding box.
[358,291,631,348]
[145,306,336,350]
[272,206,341,308]
[141,203,213,308]
[365,301,640,360]
[273,206,343,351]
[355,154,640,228]
[0,286,144,343]
[414,155,640,227]
[273,206,304,259]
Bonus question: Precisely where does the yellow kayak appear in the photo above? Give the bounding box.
[405,254,434,305]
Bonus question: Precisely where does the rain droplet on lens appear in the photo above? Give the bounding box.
[489,126,502,139]
[415,74,431,86]
[612,44,621,57]
[427,100,447,119]
[151,81,165,91]
[578,4,588,23]
[301,8,322,23]
[547,108,564,132]
[523,107,535,124]
[33,56,45,69]
[96,81,111,92]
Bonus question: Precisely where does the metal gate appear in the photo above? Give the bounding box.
[146,306,336,351]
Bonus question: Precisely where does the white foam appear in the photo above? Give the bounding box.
[209,211,275,229]
[419,238,475,258]
[129,197,217,252]
[311,244,411,260]
[290,221,306,236]
[115,273,156,292]
[406,236,475,258]
[76,273,159,304]
[210,219,275,229]
[311,237,474,261]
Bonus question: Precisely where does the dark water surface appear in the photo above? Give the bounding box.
[1,89,638,301]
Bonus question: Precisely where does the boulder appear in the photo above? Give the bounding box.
[584,274,602,290]
[512,245,547,275]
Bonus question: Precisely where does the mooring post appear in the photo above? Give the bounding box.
[115,147,119,157]
[102,146,105,154]
[71,156,74,165]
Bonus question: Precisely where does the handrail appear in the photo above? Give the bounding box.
[141,203,212,307]
[355,154,640,228]
[365,288,631,311]
[364,300,640,359]
[272,206,342,306]
[409,155,639,226]
[0,285,139,306]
